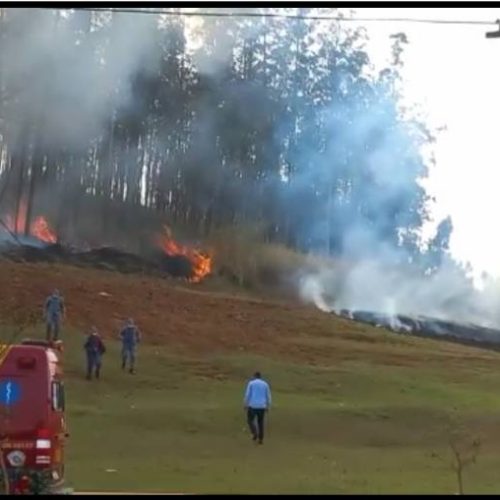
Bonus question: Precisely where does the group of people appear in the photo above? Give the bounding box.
[44,289,141,380]
[43,289,273,444]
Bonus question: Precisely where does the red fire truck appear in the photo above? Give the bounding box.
[0,339,68,494]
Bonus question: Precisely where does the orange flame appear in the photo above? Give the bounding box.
[30,216,57,243]
[157,226,212,283]
[4,201,57,244]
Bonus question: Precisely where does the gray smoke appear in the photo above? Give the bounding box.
[1,8,161,151]
[3,8,496,332]
[298,253,500,329]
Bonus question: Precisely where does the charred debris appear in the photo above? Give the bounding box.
[334,309,500,352]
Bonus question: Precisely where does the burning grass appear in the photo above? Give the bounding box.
[3,200,57,244]
[1,200,215,284]
[0,226,214,284]
[0,208,319,293]
[157,225,212,283]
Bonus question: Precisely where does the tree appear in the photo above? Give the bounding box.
[432,412,481,495]
[0,6,446,278]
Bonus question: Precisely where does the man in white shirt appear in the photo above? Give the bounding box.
[243,371,272,444]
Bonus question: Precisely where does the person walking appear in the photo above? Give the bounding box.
[44,289,65,342]
[244,371,272,445]
[83,326,106,380]
[119,318,141,374]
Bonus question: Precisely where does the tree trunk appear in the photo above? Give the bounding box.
[24,129,44,236]
[13,139,28,234]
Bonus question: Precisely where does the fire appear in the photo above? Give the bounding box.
[157,226,212,283]
[30,216,57,243]
[3,201,57,244]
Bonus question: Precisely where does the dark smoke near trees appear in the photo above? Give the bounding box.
[0,7,495,328]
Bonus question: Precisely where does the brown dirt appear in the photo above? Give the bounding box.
[1,260,499,368]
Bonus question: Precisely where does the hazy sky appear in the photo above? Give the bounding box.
[355,8,500,280]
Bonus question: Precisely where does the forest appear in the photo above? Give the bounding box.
[0,7,451,273]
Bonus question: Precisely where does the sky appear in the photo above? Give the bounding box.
[354,8,500,281]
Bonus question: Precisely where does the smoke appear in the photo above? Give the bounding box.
[279,35,496,329]
[190,7,272,77]
[2,9,497,331]
[297,253,500,329]
[0,227,47,249]
[190,14,239,76]
[0,8,167,244]
[1,8,161,151]
[291,80,500,329]
[299,274,333,312]
[187,11,497,330]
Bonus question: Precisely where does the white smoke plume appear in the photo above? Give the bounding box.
[297,254,500,330]
[1,8,161,151]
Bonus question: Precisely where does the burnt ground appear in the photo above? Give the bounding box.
[0,259,499,371]
[0,242,195,279]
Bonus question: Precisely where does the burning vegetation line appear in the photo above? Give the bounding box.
[0,223,213,285]
[2,200,57,244]
[156,226,212,283]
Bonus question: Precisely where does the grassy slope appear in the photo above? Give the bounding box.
[1,262,500,493]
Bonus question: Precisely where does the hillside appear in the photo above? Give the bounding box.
[1,260,496,367]
[2,261,500,493]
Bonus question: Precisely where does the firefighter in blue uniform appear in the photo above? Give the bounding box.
[119,318,141,374]
[44,289,65,341]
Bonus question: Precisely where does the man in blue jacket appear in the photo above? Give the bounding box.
[243,371,272,445]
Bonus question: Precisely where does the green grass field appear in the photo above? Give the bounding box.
[4,321,500,494]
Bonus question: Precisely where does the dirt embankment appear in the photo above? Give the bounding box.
[0,261,316,354]
[0,261,498,368]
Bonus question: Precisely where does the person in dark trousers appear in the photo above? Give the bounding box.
[44,289,65,341]
[244,371,272,445]
[84,327,106,380]
[119,318,141,374]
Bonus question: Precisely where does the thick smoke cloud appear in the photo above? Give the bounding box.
[287,48,500,329]
[1,8,160,151]
[3,8,498,330]
[188,11,496,328]
[293,95,500,329]
[298,251,500,330]
[297,257,495,326]
[284,89,429,255]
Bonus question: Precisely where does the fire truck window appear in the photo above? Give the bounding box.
[60,383,65,411]
[51,381,65,412]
